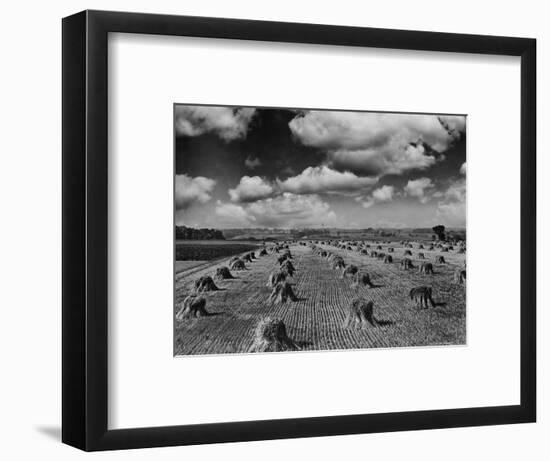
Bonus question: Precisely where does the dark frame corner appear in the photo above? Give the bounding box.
[62,9,536,451]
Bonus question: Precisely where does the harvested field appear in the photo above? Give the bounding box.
[174,240,466,355]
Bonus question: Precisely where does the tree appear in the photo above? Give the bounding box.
[175,226,225,240]
[432,225,446,241]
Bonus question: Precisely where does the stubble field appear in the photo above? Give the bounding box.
[174,239,466,356]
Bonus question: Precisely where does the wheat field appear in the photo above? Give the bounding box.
[174,239,466,355]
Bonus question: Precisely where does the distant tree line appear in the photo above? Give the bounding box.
[175,226,225,240]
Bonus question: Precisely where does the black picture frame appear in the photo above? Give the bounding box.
[62,9,536,451]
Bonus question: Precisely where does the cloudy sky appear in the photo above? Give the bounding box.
[175,105,466,229]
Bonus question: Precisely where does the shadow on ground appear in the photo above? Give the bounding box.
[35,426,61,441]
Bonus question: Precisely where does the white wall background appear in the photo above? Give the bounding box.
[0,0,546,459]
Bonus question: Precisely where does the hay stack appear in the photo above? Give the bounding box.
[342,264,359,278]
[267,270,287,288]
[243,253,254,263]
[331,257,346,270]
[258,248,268,256]
[230,258,246,270]
[435,256,446,264]
[249,318,300,352]
[343,298,376,328]
[454,268,466,284]
[269,281,298,304]
[384,255,393,263]
[280,259,296,277]
[277,254,289,265]
[419,262,434,274]
[194,275,219,293]
[418,252,425,259]
[351,272,374,289]
[388,247,394,253]
[404,250,412,256]
[409,286,435,308]
[401,258,414,270]
[370,251,378,258]
[214,266,234,280]
[175,295,208,320]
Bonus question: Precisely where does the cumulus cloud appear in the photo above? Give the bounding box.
[248,193,336,227]
[331,142,437,176]
[443,178,466,203]
[215,193,337,228]
[436,178,466,227]
[289,111,465,151]
[175,105,256,141]
[244,156,262,170]
[277,165,378,195]
[228,167,377,206]
[372,185,395,202]
[228,176,275,202]
[360,185,395,209]
[175,174,216,210]
[289,111,465,176]
[404,177,434,204]
[460,162,467,175]
[214,200,254,225]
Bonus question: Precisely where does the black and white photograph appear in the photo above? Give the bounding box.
[1,2,538,456]
[174,105,467,355]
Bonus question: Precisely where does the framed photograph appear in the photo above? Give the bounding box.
[62,10,536,451]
